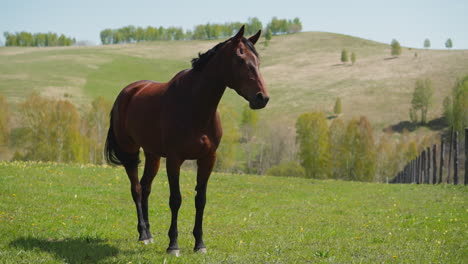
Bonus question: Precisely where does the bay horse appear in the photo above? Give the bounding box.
[104,26,269,256]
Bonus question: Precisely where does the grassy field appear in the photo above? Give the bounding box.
[0,161,466,263]
[1,32,468,131]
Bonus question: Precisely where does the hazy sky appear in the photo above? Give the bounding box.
[1,0,467,49]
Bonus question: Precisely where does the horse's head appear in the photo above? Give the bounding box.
[224,26,269,109]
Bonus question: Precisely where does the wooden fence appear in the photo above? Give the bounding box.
[390,128,467,185]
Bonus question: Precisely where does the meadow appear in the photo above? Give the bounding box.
[1,32,468,131]
[0,161,466,263]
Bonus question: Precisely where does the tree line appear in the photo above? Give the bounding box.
[1,93,110,164]
[100,17,302,44]
[3,32,76,47]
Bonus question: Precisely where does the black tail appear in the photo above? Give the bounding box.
[104,111,140,167]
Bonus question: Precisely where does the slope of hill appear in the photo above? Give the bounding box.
[1,32,467,132]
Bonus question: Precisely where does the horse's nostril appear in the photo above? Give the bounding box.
[256,93,264,101]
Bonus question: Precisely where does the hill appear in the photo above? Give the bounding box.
[0,161,466,263]
[1,31,467,133]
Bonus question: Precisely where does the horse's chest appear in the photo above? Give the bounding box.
[177,134,216,159]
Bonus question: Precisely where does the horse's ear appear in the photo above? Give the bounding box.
[232,25,245,43]
[248,30,261,45]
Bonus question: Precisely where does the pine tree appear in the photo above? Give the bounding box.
[333,98,342,115]
[424,38,430,49]
[341,49,349,63]
[445,38,453,49]
[391,39,402,57]
[351,52,356,65]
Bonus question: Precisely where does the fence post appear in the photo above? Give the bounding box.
[427,147,431,183]
[439,141,444,184]
[432,144,437,184]
[422,150,427,184]
[465,128,467,185]
[447,128,453,183]
[412,159,416,183]
[454,131,459,185]
[416,155,420,184]
[416,155,421,184]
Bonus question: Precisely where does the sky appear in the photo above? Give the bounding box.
[1,0,467,49]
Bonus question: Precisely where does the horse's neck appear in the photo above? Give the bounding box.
[190,67,226,124]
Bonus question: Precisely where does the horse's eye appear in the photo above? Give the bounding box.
[239,47,244,55]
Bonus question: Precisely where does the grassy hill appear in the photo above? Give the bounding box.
[1,32,468,133]
[0,162,466,263]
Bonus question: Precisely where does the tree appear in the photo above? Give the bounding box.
[239,104,259,173]
[246,17,263,35]
[391,39,402,56]
[83,97,111,164]
[296,112,330,179]
[215,106,240,172]
[264,28,272,47]
[0,95,10,148]
[341,49,349,63]
[333,98,342,115]
[444,75,468,138]
[445,38,453,49]
[411,78,433,124]
[351,52,356,65]
[342,117,375,181]
[329,118,346,179]
[424,38,430,49]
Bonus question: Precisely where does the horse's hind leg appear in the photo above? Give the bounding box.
[139,152,161,243]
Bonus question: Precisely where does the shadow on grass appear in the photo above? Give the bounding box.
[10,237,120,264]
[383,117,447,133]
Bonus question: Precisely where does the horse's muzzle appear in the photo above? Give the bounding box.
[250,92,269,109]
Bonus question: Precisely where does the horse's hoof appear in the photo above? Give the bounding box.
[141,238,154,245]
[167,249,180,257]
[195,247,207,254]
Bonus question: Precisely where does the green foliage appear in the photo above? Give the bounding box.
[100,17,296,44]
[266,17,303,35]
[296,112,330,179]
[265,161,305,177]
[215,106,240,172]
[18,93,86,162]
[424,38,430,49]
[265,28,272,41]
[445,38,453,49]
[83,97,112,164]
[3,31,75,47]
[351,52,356,65]
[340,49,348,63]
[333,98,342,115]
[390,39,402,56]
[444,75,468,137]
[0,95,10,147]
[342,117,376,181]
[411,79,434,124]
[328,118,346,179]
[239,104,259,173]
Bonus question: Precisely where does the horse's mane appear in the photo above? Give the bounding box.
[191,37,258,71]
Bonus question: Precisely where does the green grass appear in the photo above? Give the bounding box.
[0,161,466,263]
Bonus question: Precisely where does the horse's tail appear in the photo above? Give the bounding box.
[104,104,140,167]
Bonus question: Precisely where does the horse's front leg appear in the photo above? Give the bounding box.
[193,153,216,253]
[166,157,183,256]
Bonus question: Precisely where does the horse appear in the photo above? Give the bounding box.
[104,26,269,256]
